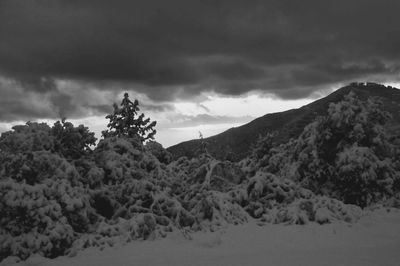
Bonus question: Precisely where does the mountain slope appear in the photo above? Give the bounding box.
[167,83,400,161]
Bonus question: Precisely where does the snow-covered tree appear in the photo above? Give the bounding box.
[256,92,399,207]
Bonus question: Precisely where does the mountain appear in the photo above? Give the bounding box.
[167,83,400,161]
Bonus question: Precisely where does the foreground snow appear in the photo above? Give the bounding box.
[5,208,400,266]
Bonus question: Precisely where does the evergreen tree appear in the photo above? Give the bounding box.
[102,92,157,142]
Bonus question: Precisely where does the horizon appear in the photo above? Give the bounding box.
[0,81,399,148]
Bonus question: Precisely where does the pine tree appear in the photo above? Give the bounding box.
[102,92,157,142]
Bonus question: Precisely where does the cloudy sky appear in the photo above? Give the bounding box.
[1,0,400,147]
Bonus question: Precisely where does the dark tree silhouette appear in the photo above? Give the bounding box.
[102,92,156,142]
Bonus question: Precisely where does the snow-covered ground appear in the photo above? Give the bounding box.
[5,208,400,266]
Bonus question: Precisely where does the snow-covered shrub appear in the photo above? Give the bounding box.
[296,94,398,206]
[0,180,75,261]
[228,186,248,206]
[88,135,193,234]
[171,155,245,193]
[0,120,96,161]
[244,171,298,218]
[261,196,362,225]
[167,155,249,229]
[45,178,94,233]
[93,135,167,184]
[249,93,399,207]
[247,172,297,203]
[208,161,245,185]
[260,139,298,179]
[0,126,97,262]
[145,141,172,164]
[150,193,195,227]
[0,122,54,154]
[188,191,248,229]
[1,151,82,186]
[92,136,248,230]
[0,150,94,233]
[73,158,104,189]
[51,119,96,160]
[335,145,396,206]
[71,213,166,253]
[248,132,277,172]
[111,179,157,218]
[91,135,172,218]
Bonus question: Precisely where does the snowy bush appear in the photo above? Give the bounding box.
[248,93,400,207]
[260,196,362,225]
[170,155,245,193]
[0,180,75,261]
[247,132,277,172]
[51,119,97,160]
[0,122,54,154]
[150,193,195,227]
[247,172,297,204]
[1,151,82,186]
[296,93,398,206]
[335,145,396,206]
[71,213,167,254]
[92,136,168,185]
[145,141,172,164]
[0,126,97,262]
[189,191,248,229]
[0,120,96,161]
[244,171,308,218]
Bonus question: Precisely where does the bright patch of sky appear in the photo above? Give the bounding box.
[174,93,312,118]
[156,93,316,147]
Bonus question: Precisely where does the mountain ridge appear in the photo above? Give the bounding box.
[167,82,400,161]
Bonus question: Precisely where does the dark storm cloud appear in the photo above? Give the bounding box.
[0,78,53,121]
[88,100,174,115]
[1,0,400,120]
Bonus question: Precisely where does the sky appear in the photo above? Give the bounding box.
[1,0,400,147]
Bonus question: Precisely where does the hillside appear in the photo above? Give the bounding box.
[167,83,400,161]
